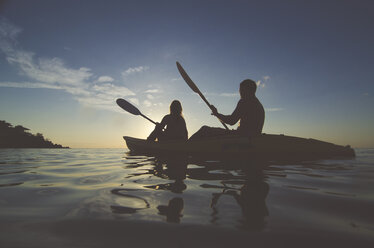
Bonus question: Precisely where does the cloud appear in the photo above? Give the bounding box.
[0,19,135,113]
[121,66,149,78]
[220,93,239,97]
[0,81,63,90]
[263,75,270,81]
[266,108,283,112]
[92,83,135,98]
[145,89,162,94]
[0,18,22,53]
[256,80,266,88]
[255,76,270,89]
[203,92,239,97]
[9,53,92,88]
[96,76,114,83]
[128,98,139,106]
[143,100,152,107]
[146,94,154,100]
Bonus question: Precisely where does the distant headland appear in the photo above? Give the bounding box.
[0,120,69,148]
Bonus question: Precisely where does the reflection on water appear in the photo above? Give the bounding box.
[0,148,374,243]
[120,153,271,230]
[110,188,150,214]
[143,156,188,193]
[157,197,184,223]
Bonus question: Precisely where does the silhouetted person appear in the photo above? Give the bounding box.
[190,79,265,139]
[147,100,188,141]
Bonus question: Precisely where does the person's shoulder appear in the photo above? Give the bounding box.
[162,114,172,122]
[237,98,247,106]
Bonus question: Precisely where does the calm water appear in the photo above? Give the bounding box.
[0,148,373,247]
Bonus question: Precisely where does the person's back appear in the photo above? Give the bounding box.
[236,96,265,136]
[147,100,188,141]
[162,114,188,140]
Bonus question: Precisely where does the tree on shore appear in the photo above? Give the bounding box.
[0,120,69,148]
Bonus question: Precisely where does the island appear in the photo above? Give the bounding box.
[0,120,69,148]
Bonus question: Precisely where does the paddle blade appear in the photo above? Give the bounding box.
[116,98,141,115]
[176,61,200,93]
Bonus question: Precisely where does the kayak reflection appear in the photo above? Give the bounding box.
[124,152,269,230]
[144,155,188,193]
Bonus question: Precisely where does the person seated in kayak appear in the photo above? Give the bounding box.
[147,100,188,141]
[189,79,265,139]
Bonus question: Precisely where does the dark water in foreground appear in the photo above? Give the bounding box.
[0,148,373,247]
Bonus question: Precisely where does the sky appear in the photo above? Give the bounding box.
[0,0,373,148]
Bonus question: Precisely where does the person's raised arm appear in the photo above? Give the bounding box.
[211,101,241,126]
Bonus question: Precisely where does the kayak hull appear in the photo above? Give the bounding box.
[123,134,355,160]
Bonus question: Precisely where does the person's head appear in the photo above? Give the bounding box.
[240,79,257,99]
[170,100,183,116]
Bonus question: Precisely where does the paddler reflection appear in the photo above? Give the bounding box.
[145,154,188,193]
[157,197,184,223]
[150,155,187,223]
[209,163,269,230]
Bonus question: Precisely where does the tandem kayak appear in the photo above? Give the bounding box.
[123,134,355,160]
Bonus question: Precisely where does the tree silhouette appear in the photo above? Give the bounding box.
[0,120,68,148]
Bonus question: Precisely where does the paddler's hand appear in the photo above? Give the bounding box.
[210,105,218,116]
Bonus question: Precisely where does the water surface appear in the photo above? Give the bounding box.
[0,148,373,247]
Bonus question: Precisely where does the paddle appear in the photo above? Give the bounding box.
[176,61,229,130]
[116,98,157,125]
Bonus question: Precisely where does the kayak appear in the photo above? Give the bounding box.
[123,134,355,160]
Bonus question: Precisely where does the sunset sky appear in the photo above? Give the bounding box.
[0,0,373,148]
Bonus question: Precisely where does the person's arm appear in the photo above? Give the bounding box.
[147,115,167,141]
[157,115,168,130]
[212,101,241,125]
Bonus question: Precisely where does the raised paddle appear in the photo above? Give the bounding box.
[116,98,156,125]
[176,61,229,130]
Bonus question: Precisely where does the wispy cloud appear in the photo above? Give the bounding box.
[256,75,270,89]
[220,93,239,97]
[143,100,152,107]
[146,94,154,100]
[128,98,139,106]
[263,75,270,81]
[96,76,114,83]
[0,18,22,52]
[0,81,63,90]
[266,108,283,112]
[145,89,162,94]
[256,80,265,88]
[121,66,149,78]
[171,77,182,82]
[0,19,136,112]
[203,92,239,97]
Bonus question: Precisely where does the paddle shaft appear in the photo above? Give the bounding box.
[176,62,229,130]
[198,92,229,130]
[140,113,157,125]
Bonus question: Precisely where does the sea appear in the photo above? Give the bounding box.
[0,148,373,248]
